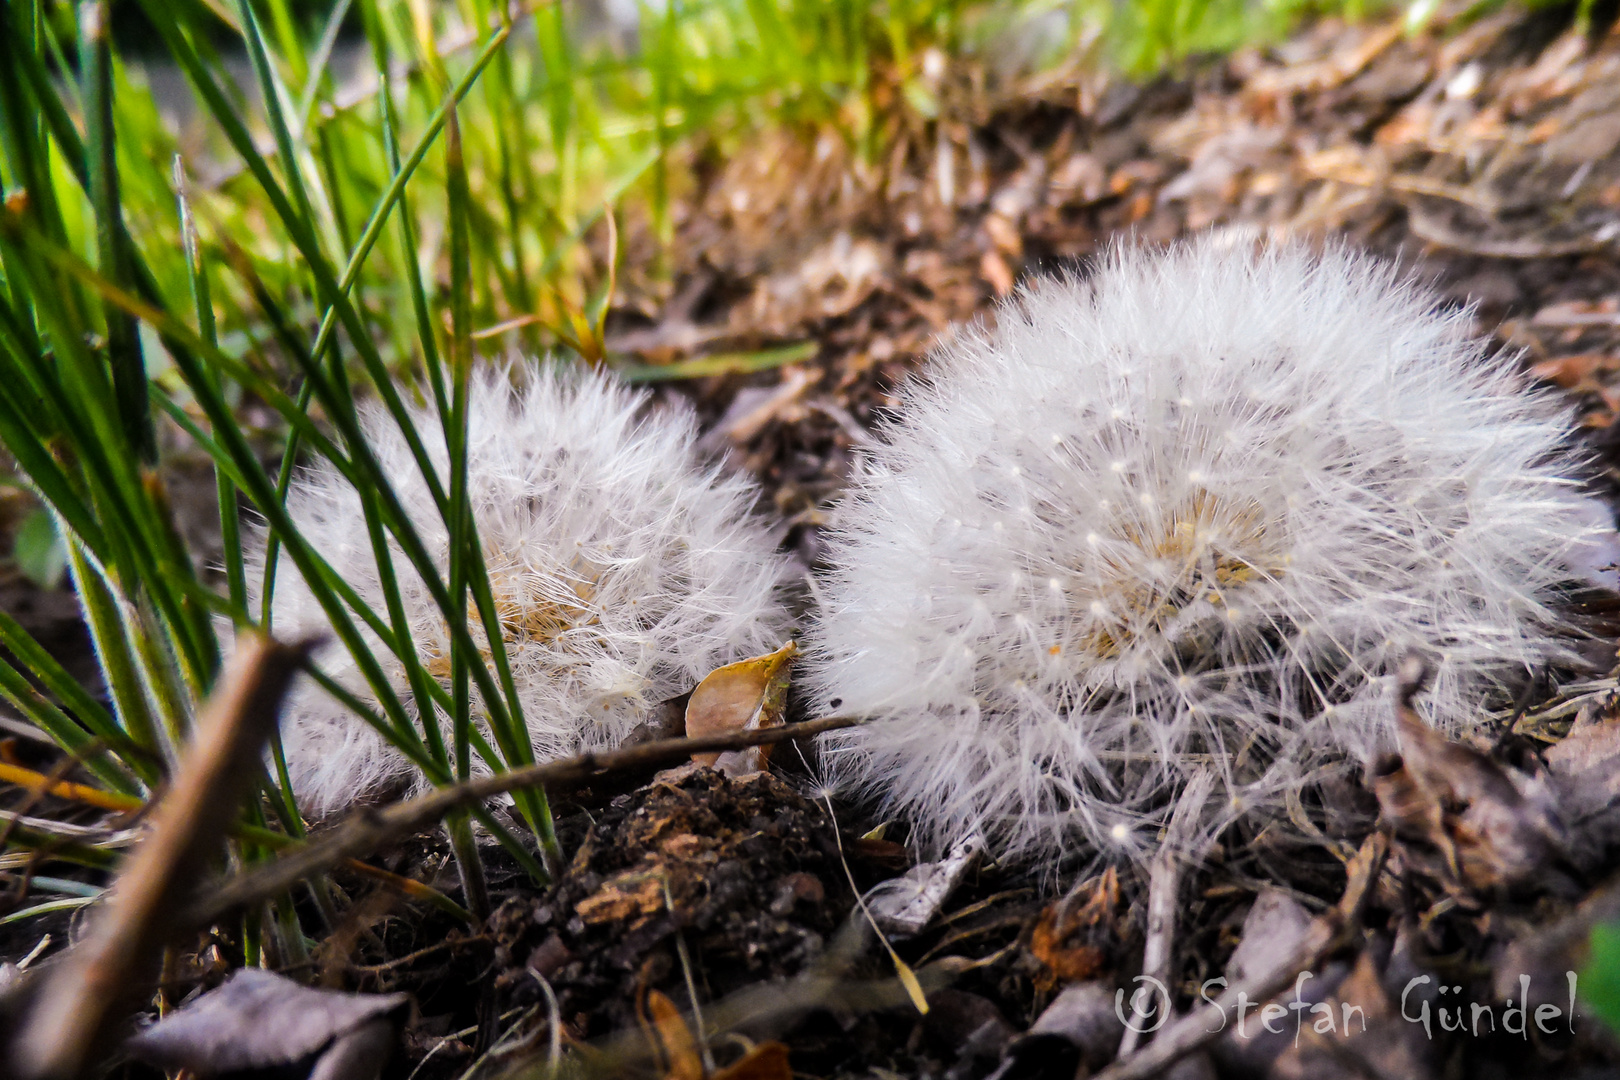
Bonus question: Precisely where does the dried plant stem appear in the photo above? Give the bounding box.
[8,632,311,1080]
[181,715,863,928]
[1118,849,1182,1058]
[1118,770,1215,1057]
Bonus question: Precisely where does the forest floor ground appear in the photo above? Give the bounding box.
[10,4,1620,1079]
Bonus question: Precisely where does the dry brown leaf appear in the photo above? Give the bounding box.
[980,249,1015,296]
[1029,908,1108,984]
[686,641,797,776]
[1545,701,1620,869]
[648,990,704,1080]
[1529,353,1617,388]
[1029,867,1125,989]
[712,1042,792,1080]
[1371,697,1566,895]
[124,969,408,1080]
[1547,702,1620,774]
[1532,298,1620,324]
[982,212,1023,257]
[646,987,790,1079]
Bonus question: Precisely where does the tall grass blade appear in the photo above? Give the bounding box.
[79,0,155,464]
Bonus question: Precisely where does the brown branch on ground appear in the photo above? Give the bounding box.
[5,631,312,1080]
[180,714,865,929]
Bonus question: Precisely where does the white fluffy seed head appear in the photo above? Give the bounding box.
[808,237,1614,870]
[256,364,791,816]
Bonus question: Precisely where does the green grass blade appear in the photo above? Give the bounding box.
[173,157,247,614]
[231,0,322,245]
[296,0,358,133]
[0,607,133,769]
[445,107,474,782]
[0,654,141,794]
[79,0,155,464]
[64,540,165,762]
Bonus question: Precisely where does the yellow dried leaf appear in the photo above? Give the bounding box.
[894,955,930,1016]
[648,990,704,1080]
[686,641,797,776]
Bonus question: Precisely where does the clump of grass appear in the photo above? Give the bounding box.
[0,0,1090,946]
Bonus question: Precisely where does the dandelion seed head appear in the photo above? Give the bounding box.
[256,364,791,815]
[807,238,1614,871]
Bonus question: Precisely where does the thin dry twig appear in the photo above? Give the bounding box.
[6,632,312,1080]
[179,714,864,928]
[1094,829,1390,1080]
[1405,205,1606,260]
[1117,771,1215,1057]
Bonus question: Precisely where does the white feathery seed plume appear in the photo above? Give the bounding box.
[808,236,1617,871]
[255,364,791,816]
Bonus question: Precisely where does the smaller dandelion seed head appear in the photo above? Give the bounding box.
[1110,823,1131,843]
[258,363,791,817]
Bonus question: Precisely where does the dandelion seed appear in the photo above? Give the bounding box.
[256,364,791,815]
[807,238,1616,871]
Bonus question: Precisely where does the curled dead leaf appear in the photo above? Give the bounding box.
[645,988,792,1080]
[123,969,407,1080]
[1029,867,1127,989]
[1370,689,1566,896]
[648,990,704,1080]
[685,642,797,777]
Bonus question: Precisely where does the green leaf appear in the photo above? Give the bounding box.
[12,508,65,590]
[1584,922,1620,1034]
